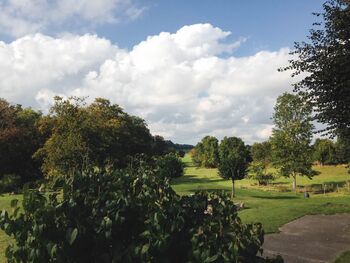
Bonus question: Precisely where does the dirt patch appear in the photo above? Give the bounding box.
[263,214,350,263]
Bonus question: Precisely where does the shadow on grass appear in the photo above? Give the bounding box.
[250,195,299,200]
[269,182,291,185]
[171,175,224,185]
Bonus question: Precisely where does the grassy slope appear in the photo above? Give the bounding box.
[172,155,350,233]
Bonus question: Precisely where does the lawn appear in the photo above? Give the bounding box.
[172,154,350,234]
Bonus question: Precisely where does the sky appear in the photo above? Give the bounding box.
[0,0,325,144]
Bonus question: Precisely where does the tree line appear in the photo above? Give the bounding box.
[0,96,186,191]
[191,92,350,196]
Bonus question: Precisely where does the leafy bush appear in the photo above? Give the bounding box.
[0,164,281,263]
[0,174,21,193]
[156,153,184,178]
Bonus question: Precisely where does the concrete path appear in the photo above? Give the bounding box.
[262,214,350,263]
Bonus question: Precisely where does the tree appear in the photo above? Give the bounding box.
[0,163,281,263]
[192,136,219,168]
[282,0,350,136]
[335,133,350,164]
[313,138,337,165]
[34,97,154,178]
[248,161,275,186]
[249,142,274,186]
[270,93,316,192]
[218,137,249,198]
[155,153,184,178]
[251,141,272,168]
[0,98,43,182]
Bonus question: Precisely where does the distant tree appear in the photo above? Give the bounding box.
[0,98,43,182]
[335,133,350,164]
[249,141,274,185]
[178,150,186,158]
[192,136,219,168]
[248,161,275,186]
[151,135,169,156]
[251,141,272,168]
[218,137,249,198]
[270,93,316,192]
[313,138,337,165]
[282,0,350,137]
[190,144,203,167]
[156,153,184,178]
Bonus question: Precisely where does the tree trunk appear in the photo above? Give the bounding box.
[292,174,297,193]
[231,178,235,199]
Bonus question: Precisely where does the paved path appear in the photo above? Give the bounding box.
[263,214,350,263]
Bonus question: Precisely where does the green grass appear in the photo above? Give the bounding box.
[334,251,350,263]
[0,194,22,262]
[172,154,350,234]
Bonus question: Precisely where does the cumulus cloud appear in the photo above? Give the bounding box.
[0,23,296,144]
[0,0,145,37]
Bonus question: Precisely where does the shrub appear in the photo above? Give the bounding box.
[155,153,184,178]
[0,174,21,193]
[0,164,280,263]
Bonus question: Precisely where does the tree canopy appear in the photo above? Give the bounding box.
[34,97,154,178]
[283,0,350,136]
[270,93,316,191]
[191,136,219,168]
[0,99,43,182]
[218,136,249,198]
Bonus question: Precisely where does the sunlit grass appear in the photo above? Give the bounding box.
[172,154,350,234]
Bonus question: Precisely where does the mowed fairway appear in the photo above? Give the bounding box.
[172,155,350,233]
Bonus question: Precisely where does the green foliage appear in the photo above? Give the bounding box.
[248,161,275,186]
[218,137,249,198]
[0,174,21,193]
[251,141,272,166]
[270,93,316,191]
[192,136,219,168]
[313,139,337,165]
[0,98,43,183]
[34,97,154,178]
[282,0,350,136]
[0,164,274,263]
[156,153,184,178]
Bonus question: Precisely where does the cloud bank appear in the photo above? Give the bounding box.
[0,23,295,144]
[0,0,145,37]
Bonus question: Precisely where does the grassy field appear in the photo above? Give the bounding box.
[0,155,349,261]
[172,154,350,234]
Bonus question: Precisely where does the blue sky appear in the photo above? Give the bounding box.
[0,0,326,143]
[96,0,324,55]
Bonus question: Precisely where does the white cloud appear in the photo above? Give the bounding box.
[0,0,145,37]
[0,23,296,144]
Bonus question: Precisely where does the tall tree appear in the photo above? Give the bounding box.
[218,137,249,198]
[270,93,316,192]
[282,0,350,136]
